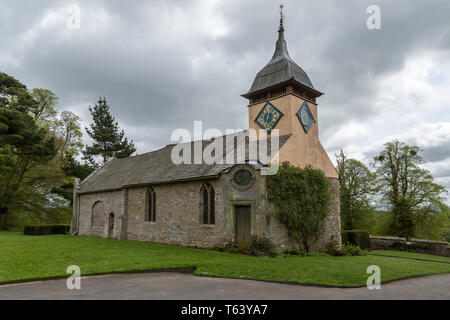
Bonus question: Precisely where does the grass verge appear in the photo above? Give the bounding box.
[369,250,450,263]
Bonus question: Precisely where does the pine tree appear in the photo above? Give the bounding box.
[83,98,136,166]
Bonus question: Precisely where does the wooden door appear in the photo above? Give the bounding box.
[235,206,251,248]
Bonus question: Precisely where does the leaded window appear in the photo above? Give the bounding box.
[201,183,215,224]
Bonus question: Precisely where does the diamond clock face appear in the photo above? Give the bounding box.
[254,102,284,134]
[296,101,315,133]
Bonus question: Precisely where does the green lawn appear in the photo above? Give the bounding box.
[370,250,450,263]
[1,232,449,287]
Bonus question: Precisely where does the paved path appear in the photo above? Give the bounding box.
[0,272,449,300]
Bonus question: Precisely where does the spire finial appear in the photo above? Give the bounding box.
[279,3,285,32]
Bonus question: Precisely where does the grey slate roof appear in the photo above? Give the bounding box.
[245,28,314,96]
[77,132,291,194]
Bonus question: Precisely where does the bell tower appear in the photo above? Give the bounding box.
[242,5,338,179]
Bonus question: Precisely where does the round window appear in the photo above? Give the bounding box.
[233,169,253,188]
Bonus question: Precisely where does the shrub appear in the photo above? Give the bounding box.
[342,243,362,256]
[283,248,306,256]
[331,249,346,256]
[342,230,370,249]
[237,246,250,255]
[23,225,70,236]
[331,243,362,256]
[225,247,239,254]
[212,245,226,252]
[249,237,276,257]
[392,241,407,251]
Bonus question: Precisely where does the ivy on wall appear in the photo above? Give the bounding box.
[268,162,331,252]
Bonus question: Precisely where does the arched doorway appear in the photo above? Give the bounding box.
[91,201,105,235]
[108,213,115,238]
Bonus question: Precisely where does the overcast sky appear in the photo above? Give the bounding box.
[1,0,450,201]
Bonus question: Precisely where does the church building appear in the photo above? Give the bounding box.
[70,10,341,252]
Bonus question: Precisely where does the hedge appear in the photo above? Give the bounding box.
[342,230,370,249]
[23,225,70,236]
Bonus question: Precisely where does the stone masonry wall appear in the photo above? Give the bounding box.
[78,190,124,239]
[370,236,450,257]
[125,179,230,247]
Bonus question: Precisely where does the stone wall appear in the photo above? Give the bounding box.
[125,179,230,247]
[76,178,231,248]
[77,190,125,239]
[370,236,450,257]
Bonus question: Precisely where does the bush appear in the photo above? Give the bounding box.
[391,241,407,250]
[212,245,226,252]
[249,237,276,257]
[331,249,346,256]
[283,248,306,256]
[23,225,70,236]
[342,243,362,256]
[442,228,450,243]
[225,247,239,254]
[342,230,370,249]
[331,243,362,256]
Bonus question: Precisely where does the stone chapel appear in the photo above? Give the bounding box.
[70,11,341,252]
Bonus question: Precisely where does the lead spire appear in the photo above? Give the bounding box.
[272,3,289,60]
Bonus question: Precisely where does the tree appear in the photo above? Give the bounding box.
[336,150,376,231]
[62,154,94,180]
[414,202,450,241]
[373,140,447,240]
[0,72,57,229]
[30,88,58,129]
[28,93,88,208]
[83,98,136,166]
[268,162,331,252]
[57,111,83,163]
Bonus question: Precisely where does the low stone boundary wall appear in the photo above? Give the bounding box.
[370,236,450,257]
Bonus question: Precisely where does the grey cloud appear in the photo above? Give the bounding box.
[2,0,450,163]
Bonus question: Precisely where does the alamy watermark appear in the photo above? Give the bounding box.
[170,121,281,175]
[66,265,81,290]
[366,265,381,290]
[367,5,381,30]
[66,5,81,30]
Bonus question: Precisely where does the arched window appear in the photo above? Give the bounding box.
[108,213,115,238]
[200,183,215,225]
[146,187,156,222]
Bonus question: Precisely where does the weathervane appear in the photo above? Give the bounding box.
[279,3,285,31]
